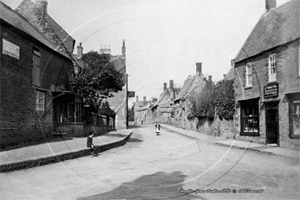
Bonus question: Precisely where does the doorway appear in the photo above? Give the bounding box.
[265,102,279,145]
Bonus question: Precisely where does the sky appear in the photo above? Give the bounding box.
[2,0,291,104]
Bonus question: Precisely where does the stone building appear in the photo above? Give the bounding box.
[173,63,207,129]
[234,0,300,150]
[0,2,76,149]
[134,96,156,125]
[151,80,177,123]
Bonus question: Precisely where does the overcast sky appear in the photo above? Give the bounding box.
[2,0,291,103]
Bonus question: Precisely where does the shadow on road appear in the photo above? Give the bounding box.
[77,171,204,200]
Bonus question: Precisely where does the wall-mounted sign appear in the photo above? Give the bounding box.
[264,83,279,98]
[127,91,135,98]
[2,38,20,59]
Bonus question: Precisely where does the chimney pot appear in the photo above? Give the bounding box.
[143,96,146,102]
[223,74,226,80]
[35,0,48,18]
[196,62,202,76]
[136,95,139,102]
[266,0,276,12]
[208,75,212,82]
[77,43,83,59]
[163,83,167,90]
[169,80,174,89]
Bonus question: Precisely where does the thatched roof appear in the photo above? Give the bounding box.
[235,0,300,63]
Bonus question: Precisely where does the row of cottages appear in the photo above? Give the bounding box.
[233,0,300,150]
[0,1,78,149]
[151,80,177,124]
[134,96,156,125]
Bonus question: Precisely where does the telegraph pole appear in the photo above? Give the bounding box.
[126,73,128,129]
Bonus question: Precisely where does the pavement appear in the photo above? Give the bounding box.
[0,124,299,173]
[160,124,300,160]
[0,130,132,172]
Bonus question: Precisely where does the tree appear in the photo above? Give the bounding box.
[189,79,234,120]
[70,51,124,112]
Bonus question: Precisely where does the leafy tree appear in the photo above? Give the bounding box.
[70,51,124,112]
[189,79,234,120]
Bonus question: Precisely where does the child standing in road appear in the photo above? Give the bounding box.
[87,131,96,156]
[155,122,161,136]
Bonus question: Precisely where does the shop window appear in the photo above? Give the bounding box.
[289,100,300,138]
[240,99,259,136]
[246,63,252,87]
[268,54,276,82]
[32,48,41,86]
[36,90,45,111]
[56,94,83,123]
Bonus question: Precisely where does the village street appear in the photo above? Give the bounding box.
[0,125,299,200]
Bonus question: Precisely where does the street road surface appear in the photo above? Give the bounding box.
[0,125,299,200]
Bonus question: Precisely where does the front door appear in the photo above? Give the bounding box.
[265,103,279,145]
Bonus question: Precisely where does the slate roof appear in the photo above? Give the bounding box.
[15,0,75,55]
[175,75,206,102]
[235,0,300,63]
[0,2,58,53]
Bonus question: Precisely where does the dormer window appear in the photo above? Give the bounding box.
[268,54,277,82]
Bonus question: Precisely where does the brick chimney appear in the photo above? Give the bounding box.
[208,75,212,82]
[35,0,48,19]
[143,96,146,103]
[136,95,139,102]
[266,0,276,12]
[163,83,167,90]
[169,80,174,89]
[77,43,83,59]
[223,74,226,80]
[196,62,202,76]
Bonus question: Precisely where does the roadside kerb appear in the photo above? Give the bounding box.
[162,125,299,161]
[0,132,132,173]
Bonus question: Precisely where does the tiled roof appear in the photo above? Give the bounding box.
[225,67,234,80]
[0,2,58,53]
[235,0,300,62]
[110,55,126,84]
[175,75,206,102]
[15,0,75,56]
[45,14,75,54]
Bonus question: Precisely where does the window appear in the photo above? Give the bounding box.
[240,99,259,136]
[36,91,45,111]
[290,100,300,137]
[268,54,276,82]
[298,44,300,76]
[32,48,41,86]
[57,94,83,123]
[246,63,252,87]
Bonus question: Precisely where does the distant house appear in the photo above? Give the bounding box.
[134,96,156,125]
[234,0,300,150]
[173,63,207,129]
[151,80,177,124]
[0,2,76,149]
